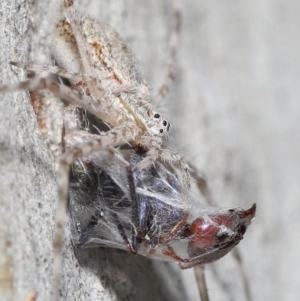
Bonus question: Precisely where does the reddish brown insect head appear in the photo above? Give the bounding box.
[187,204,256,261]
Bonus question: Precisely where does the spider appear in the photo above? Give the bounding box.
[0,0,190,298]
[3,0,190,182]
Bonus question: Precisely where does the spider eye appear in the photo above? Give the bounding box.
[154,113,160,118]
[159,129,164,133]
[163,120,167,126]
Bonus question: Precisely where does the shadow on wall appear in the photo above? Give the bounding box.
[73,247,190,301]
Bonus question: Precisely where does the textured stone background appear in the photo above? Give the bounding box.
[1,0,299,300]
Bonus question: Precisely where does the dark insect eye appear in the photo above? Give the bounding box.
[240,224,246,235]
[163,120,167,126]
[154,113,160,118]
[159,129,164,133]
[217,232,229,240]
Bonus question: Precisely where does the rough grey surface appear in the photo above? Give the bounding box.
[1,0,299,301]
[0,1,57,301]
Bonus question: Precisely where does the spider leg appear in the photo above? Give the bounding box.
[0,77,102,109]
[53,121,140,300]
[152,0,181,106]
[0,77,135,130]
[188,162,213,205]
[9,61,88,83]
[159,148,192,188]
[0,77,50,94]
[134,146,192,189]
[231,248,253,301]
[63,1,105,103]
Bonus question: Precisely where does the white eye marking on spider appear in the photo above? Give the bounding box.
[147,111,170,136]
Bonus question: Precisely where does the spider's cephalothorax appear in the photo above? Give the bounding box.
[54,9,172,151]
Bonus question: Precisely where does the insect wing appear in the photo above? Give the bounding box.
[69,151,133,251]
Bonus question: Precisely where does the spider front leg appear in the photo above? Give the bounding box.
[0,76,132,134]
[134,145,192,189]
[0,76,104,114]
[159,148,192,188]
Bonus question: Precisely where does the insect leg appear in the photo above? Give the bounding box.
[150,245,210,268]
[148,244,187,263]
[194,266,210,301]
[158,210,189,244]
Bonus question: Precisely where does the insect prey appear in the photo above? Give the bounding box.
[69,146,256,269]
